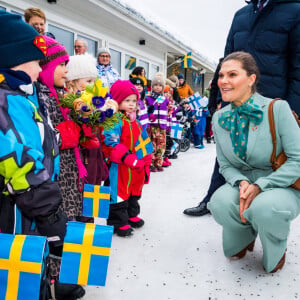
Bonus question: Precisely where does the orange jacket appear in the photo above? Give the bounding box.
[177,83,194,99]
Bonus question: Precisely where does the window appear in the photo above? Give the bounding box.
[109,48,121,75]
[151,64,160,78]
[77,35,98,57]
[124,54,136,80]
[139,59,149,78]
[48,24,74,55]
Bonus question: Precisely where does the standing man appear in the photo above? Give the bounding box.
[74,39,88,55]
[184,0,300,216]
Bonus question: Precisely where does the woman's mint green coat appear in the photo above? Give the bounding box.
[207,93,300,272]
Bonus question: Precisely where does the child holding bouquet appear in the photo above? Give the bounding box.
[65,54,108,185]
[102,80,152,237]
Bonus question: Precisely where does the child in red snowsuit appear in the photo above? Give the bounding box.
[102,80,151,237]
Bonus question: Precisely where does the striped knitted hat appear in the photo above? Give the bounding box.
[38,36,69,89]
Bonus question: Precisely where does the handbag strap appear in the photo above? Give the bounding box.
[268,98,281,164]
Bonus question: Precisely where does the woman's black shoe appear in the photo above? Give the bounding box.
[183,202,210,216]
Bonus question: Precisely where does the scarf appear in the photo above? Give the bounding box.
[150,91,161,100]
[0,68,32,90]
[218,97,263,161]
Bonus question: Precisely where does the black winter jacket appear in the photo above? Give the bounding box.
[224,0,300,114]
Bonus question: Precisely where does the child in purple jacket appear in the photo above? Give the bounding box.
[145,75,169,172]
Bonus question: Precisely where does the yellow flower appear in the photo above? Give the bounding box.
[80,91,93,105]
[93,78,108,97]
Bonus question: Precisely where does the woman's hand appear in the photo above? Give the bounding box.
[239,183,261,223]
[239,180,250,222]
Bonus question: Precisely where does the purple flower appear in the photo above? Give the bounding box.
[105,108,114,118]
[106,93,112,99]
[98,111,106,123]
[92,96,105,108]
[81,105,90,112]
[81,117,90,123]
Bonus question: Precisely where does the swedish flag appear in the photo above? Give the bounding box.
[83,184,111,219]
[125,56,136,70]
[59,222,113,286]
[134,126,154,159]
[181,52,192,69]
[0,233,47,300]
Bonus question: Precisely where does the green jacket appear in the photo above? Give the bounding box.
[212,93,300,191]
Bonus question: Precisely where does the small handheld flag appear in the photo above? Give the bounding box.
[59,222,113,286]
[83,184,111,219]
[134,127,154,159]
[0,233,47,300]
[181,52,192,69]
[188,92,202,110]
[125,56,136,70]
[170,123,184,139]
[199,96,209,108]
[170,141,179,155]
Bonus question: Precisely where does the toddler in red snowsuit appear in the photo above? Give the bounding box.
[102,80,151,237]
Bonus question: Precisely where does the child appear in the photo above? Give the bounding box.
[130,76,149,129]
[38,36,90,299]
[65,54,97,93]
[65,54,108,185]
[102,80,151,237]
[163,85,174,167]
[193,105,209,149]
[145,75,169,172]
[0,11,71,299]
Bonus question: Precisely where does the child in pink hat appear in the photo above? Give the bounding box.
[102,80,152,237]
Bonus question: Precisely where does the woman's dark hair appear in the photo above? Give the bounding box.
[222,51,260,93]
[131,66,145,76]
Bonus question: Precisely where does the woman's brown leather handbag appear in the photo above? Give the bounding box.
[268,99,300,190]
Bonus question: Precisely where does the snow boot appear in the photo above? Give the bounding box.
[49,281,85,300]
[156,166,164,172]
[128,216,145,228]
[114,224,133,237]
[150,166,158,172]
[164,156,172,166]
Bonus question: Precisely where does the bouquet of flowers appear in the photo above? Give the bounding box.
[60,78,119,131]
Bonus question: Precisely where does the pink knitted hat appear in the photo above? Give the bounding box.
[110,80,139,104]
[38,35,69,89]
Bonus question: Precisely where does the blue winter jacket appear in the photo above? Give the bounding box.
[224,0,300,114]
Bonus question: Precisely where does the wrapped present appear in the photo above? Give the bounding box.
[83,184,110,219]
[170,123,184,139]
[0,233,48,300]
[134,126,154,159]
[59,222,113,286]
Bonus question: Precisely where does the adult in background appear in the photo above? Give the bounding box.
[74,39,87,55]
[24,7,46,35]
[177,73,193,99]
[96,47,121,88]
[184,0,300,217]
[208,51,300,273]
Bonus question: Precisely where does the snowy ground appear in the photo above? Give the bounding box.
[84,142,300,300]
